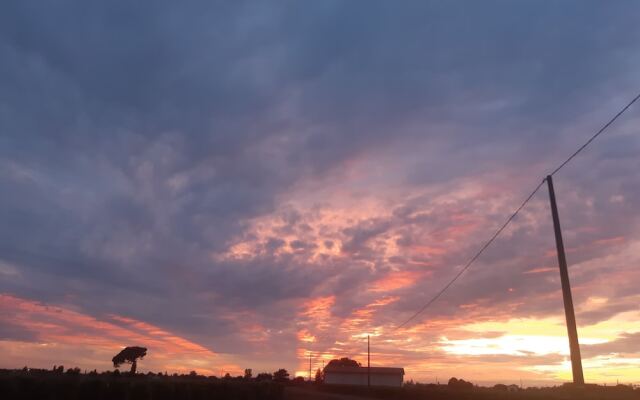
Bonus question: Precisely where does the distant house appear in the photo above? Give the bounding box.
[323,365,404,387]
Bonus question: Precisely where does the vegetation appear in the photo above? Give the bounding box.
[3,366,638,400]
[318,380,640,400]
[112,346,147,374]
[325,357,361,368]
[0,368,284,400]
[447,377,473,390]
[256,372,273,382]
[273,369,290,382]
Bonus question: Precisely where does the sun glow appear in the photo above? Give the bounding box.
[440,334,607,357]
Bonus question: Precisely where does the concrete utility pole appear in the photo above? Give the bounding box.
[367,335,371,388]
[546,175,585,385]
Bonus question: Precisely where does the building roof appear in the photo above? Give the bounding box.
[324,366,404,375]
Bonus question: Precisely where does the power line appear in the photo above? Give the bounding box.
[396,91,640,329]
[549,92,640,177]
[396,180,545,329]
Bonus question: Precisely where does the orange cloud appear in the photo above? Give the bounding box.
[0,294,239,375]
[299,295,335,329]
[523,266,556,274]
[297,329,316,343]
[593,236,625,247]
[369,271,425,293]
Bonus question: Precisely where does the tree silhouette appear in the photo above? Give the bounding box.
[256,372,272,381]
[112,346,147,374]
[448,377,473,389]
[273,368,290,382]
[326,357,361,368]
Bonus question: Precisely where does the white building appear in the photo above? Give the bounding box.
[324,366,404,387]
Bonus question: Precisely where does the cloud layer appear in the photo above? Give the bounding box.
[1,0,640,384]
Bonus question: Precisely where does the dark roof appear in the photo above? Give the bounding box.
[324,366,404,375]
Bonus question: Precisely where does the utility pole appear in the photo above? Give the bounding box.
[546,175,585,385]
[367,335,371,388]
[309,352,312,382]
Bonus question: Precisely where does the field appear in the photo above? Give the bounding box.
[1,370,638,400]
[0,370,283,400]
[305,383,640,400]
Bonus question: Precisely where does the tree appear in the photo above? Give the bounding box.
[244,368,252,379]
[314,368,324,384]
[256,372,272,381]
[326,358,361,368]
[448,377,473,389]
[112,346,147,374]
[273,368,290,382]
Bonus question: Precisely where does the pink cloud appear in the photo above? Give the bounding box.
[368,271,426,293]
[0,294,239,375]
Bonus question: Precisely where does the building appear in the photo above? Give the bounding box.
[323,365,404,387]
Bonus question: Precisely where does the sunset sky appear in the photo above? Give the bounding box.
[1,1,639,386]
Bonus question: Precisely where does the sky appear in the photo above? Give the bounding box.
[1,0,640,386]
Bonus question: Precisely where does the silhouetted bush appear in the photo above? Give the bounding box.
[273,368,289,382]
[256,372,273,381]
[493,383,508,391]
[448,376,474,389]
